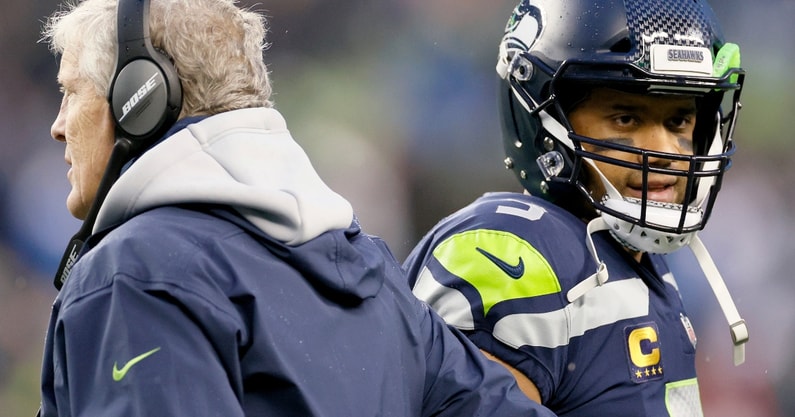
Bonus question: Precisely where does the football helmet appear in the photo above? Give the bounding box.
[497,0,744,254]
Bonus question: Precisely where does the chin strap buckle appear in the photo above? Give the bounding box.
[567,218,610,302]
[730,319,749,366]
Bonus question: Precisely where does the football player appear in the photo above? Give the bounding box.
[404,0,748,415]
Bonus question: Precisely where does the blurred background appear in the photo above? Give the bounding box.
[1,0,793,415]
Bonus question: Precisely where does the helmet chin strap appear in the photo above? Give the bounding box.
[571,144,747,365]
[568,217,748,366]
[575,156,748,365]
[688,234,748,366]
[566,217,610,302]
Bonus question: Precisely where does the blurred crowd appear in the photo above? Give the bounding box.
[2,1,794,415]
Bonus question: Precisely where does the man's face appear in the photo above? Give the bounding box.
[567,87,698,205]
[51,50,116,220]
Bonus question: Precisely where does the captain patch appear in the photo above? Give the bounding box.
[625,322,664,383]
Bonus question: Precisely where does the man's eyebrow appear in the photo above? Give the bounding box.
[56,72,78,91]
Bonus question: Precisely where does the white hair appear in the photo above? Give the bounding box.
[42,0,273,117]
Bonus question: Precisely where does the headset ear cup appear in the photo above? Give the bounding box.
[109,0,182,150]
[109,51,182,148]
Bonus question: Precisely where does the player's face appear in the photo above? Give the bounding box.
[568,88,697,205]
[50,49,116,220]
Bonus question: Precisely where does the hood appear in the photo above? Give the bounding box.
[95,107,354,246]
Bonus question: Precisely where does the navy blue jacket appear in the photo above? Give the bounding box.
[40,109,555,417]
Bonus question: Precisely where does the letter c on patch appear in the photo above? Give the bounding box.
[628,326,660,367]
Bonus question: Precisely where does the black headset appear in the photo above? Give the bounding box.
[109,0,182,147]
[53,0,183,289]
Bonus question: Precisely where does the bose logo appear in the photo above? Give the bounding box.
[58,244,81,287]
[119,73,159,122]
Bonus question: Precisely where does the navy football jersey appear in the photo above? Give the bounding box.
[404,192,704,417]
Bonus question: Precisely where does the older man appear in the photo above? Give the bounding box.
[38,0,556,416]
